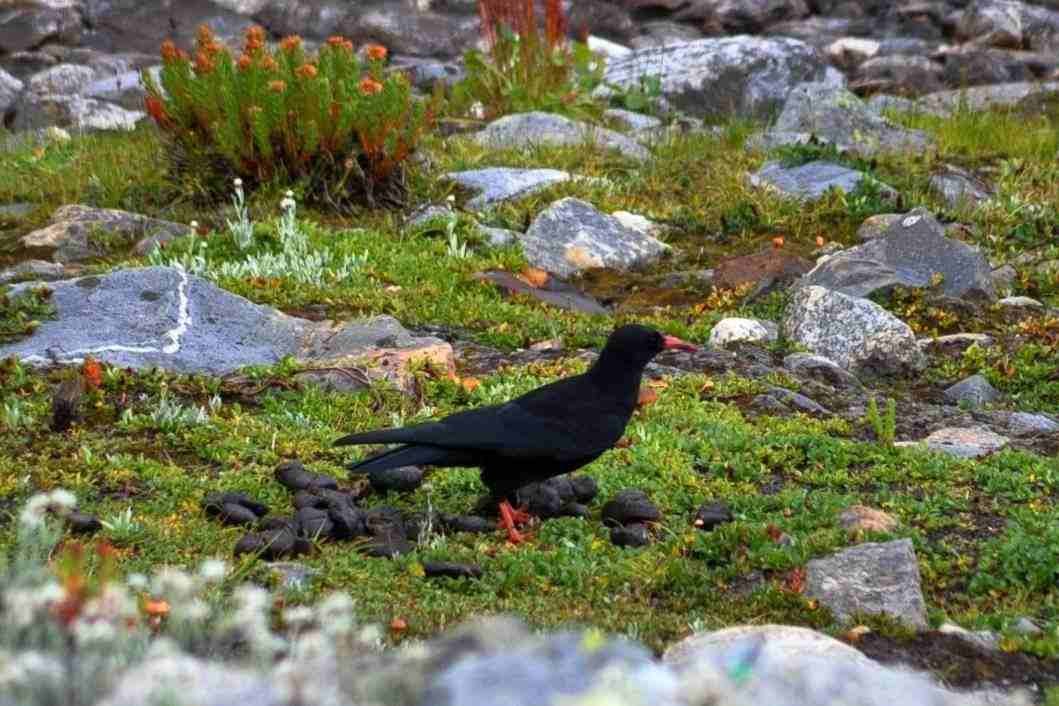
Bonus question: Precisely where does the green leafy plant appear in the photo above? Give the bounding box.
[865,396,897,447]
[451,0,604,121]
[143,25,440,209]
[99,507,144,547]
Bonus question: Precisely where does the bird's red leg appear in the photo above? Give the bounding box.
[498,500,529,544]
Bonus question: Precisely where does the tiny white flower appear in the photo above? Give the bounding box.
[446,194,455,203]
[285,190,295,198]
[151,567,196,600]
[233,178,243,187]
[190,220,199,229]
[199,559,228,583]
[127,573,148,590]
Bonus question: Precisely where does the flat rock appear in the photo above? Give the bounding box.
[903,426,1010,458]
[604,108,663,133]
[521,198,669,278]
[472,271,609,316]
[20,205,191,263]
[25,63,95,95]
[921,333,995,354]
[708,317,777,348]
[753,82,931,157]
[919,80,1059,116]
[445,168,572,210]
[0,267,453,381]
[784,285,926,376]
[1005,411,1059,436]
[783,352,863,388]
[0,259,67,286]
[472,112,649,162]
[11,94,144,132]
[800,208,996,301]
[930,165,994,209]
[750,160,894,202]
[599,36,835,120]
[998,295,1044,309]
[664,624,875,669]
[805,538,928,629]
[944,374,1002,407]
[763,386,832,415]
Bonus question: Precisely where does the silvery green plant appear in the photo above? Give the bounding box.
[117,392,211,434]
[99,508,143,547]
[1,397,33,431]
[0,491,380,706]
[444,214,470,259]
[227,179,255,250]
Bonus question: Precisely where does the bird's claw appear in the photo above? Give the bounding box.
[498,500,534,544]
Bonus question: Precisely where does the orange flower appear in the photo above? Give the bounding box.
[279,34,302,52]
[196,23,215,47]
[327,35,347,47]
[145,95,170,125]
[160,39,181,63]
[245,25,266,45]
[237,53,253,71]
[816,235,825,247]
[358,77,383,95]
[144,599,170,618]
[82,357,103,390]
[364,43,387,61]
[194,51,215,74]
[262,55,278,72]
[772,235,785,249]
[295,63,318,79]
[268,80,287,93]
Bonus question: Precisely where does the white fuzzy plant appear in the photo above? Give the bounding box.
[150,187,366,287]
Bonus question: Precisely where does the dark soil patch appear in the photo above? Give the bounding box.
[852,631,1059,695]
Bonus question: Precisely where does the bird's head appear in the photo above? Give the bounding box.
[601,324,698,368]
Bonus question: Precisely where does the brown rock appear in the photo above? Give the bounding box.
[712,249,813,291]
[839,505,898,533]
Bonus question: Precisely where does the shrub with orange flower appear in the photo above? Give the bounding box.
[142,26,439,209]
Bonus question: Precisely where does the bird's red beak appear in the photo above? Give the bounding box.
[662,335,698,352]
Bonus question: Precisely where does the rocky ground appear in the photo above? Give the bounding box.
[2,1,1059,705]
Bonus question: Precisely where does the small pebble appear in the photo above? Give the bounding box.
[601,489,661,527]
[610,523,649,547]
[693,502,733,531]
[423,561,483,579]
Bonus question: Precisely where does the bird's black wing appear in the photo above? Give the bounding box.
[335,374,631,462]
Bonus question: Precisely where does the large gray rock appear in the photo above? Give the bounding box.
[784,285,926,376]
[800,209,996,301]
[852,54,945,96]
[929,166,994,209]
[85,66,161,111]
[11,94,145,132]
[445,168,573,211]
[708,317,777,348]
[754,82,932,157]
[473,112,650,162]
[958,0,1059,52]
[0,68,24,115]
[338,5,480,58]
[0,3,82,54]
[80,0,255,55]
[664,624,874,670]
[749,160,893,202]
[0,267,453,380]
[521,198,670,278]
[25,63,95,96]
[20,205,192,263]
[805,539,928,629]
[599,36,836,120]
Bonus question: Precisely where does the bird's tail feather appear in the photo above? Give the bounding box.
[347,444,448,474]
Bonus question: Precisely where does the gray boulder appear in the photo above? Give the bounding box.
[902,427,1010,458]
[784,285,926,376]
[919,80,1059,116]
[599,36,836,120]
[929,166,994,209]
[749,160,894,202]
[0,68,24,115]
[0,267,453,381]
[20,205,192,263]
[473,112,650,162]
[11,94,144,132]
[522,198,670,278]
[943,374,1002,407]
[754,82,932,157]
[26,63,96,96]
[800,208,996,301]
[0,3,82,54]
[783,352,863,388]
[85,66,162,111]
[805,538,928,629]
[445,168,573,211]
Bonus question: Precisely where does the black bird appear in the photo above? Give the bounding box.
[334,325,697,543]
